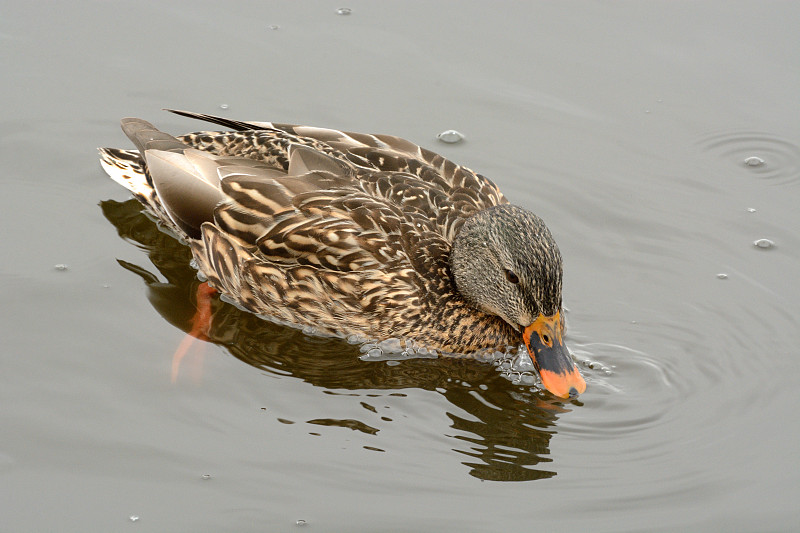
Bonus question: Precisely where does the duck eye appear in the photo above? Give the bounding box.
[505,269,519,284]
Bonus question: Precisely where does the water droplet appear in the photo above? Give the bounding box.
[744,156,765,167]
[753,238,774,249]
[267,24,280,30]
[219,104,229,110]
[201,474,211,480]
[746,207,756,213]
[296,519,307,526]
[716,273,728,279]
[644,109,651,114]
[437,130,464,143]
[54,264,68,271]
[335,7,352,15]
[129,515,140,522]
[378,338,403,353]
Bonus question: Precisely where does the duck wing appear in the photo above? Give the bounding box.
[190,146,456,339]
[167,109,509,241]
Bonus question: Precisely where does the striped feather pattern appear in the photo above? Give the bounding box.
[100,110,521,353]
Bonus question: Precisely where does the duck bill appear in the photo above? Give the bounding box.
[523,311,586,398]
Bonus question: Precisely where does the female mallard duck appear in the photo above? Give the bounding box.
[99,110,586,398]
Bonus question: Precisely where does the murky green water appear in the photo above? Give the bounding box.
[2,2,799,532]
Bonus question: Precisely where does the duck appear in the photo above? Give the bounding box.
[99,110,586,398]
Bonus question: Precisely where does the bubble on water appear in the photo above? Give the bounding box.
[744,156,765,167]
[697,131,800,183]
[219,104,229,110]
[746,207,756,213]
[302,325,323,336]
[716,273,728,279]
[335,7,352,15]
[511,352,535,372]
[54,264,68,271]
[360,337,438,360]
[346,334,365,344]
[582,359,613,374]
[437,130,464,144]
[296,519,307,526]
[753,238,774,249]
[201,474,211,480]
[378,338,403,353]
[267,24,280,30]
[363,348,381,359]
[493,346,542,386]
[129,515,140,522]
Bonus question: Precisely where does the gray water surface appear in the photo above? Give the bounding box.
[2,2,799,532]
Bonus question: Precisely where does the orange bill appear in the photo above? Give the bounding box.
[523,311,586,398]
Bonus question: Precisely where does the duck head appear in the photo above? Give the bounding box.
[450,204,586,399]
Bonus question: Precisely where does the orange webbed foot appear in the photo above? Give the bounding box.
[171,282,217,383]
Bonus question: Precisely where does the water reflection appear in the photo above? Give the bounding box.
[101,198,577,481]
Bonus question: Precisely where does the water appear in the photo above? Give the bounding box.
[1,2,799,532]
[698,131,800,183]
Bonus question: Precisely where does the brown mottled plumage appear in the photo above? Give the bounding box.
[99,110,565,358]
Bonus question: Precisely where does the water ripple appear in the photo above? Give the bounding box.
[697,130,800,184]
[565,340,683,438]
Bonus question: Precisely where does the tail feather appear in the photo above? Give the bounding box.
[121,117,190,153]
[98,147,185,239]
[98,147,151,198]
[165,108,276,132]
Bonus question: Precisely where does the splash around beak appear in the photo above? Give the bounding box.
[523,311,586,399]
